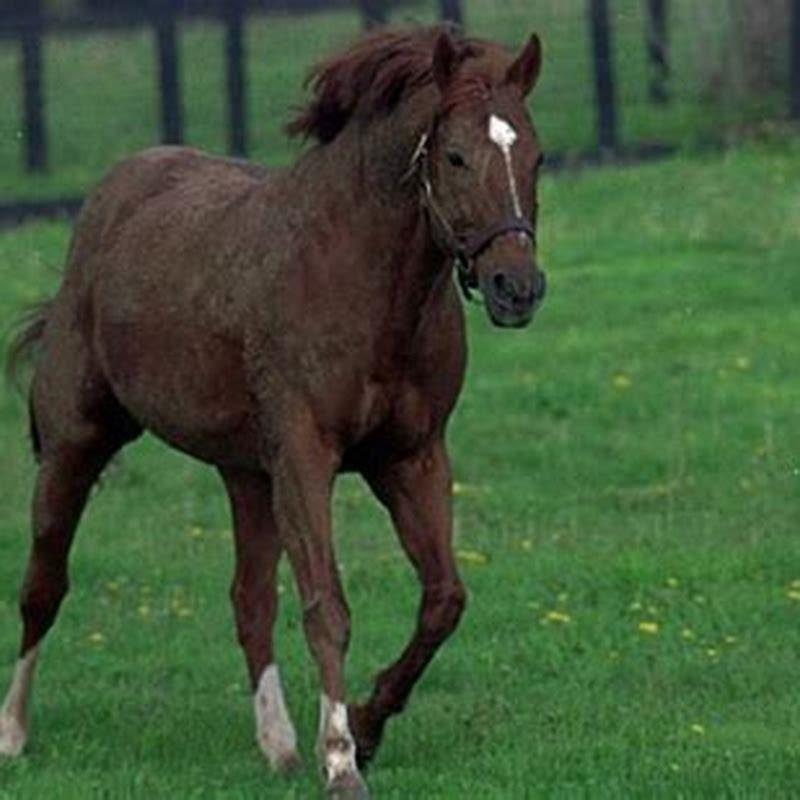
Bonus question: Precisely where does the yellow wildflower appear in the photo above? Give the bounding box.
[611,372,632,390]
[542,610,571,624]
[456,549,488,566]
[638,621,659,635]
[88,631,105,645]
[690,723,706,736]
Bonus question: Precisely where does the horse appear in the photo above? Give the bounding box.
[0,25,545,799]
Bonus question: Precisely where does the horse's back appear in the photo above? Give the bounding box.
[33,146,270,466]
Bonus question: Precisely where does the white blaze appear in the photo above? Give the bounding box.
[0,647,39,758]
[488,114,524,219]
[253,664,298,771]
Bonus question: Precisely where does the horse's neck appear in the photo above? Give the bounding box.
[290,113,456,349]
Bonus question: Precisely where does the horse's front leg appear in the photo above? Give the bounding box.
[268,422,368,800]
[353,439,466,767]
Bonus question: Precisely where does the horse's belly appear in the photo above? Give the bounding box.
[97,317,259,467]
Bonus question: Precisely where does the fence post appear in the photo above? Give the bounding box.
[225,0,248,157]
[588,0,618,152]
[17,0,47,173]
[645,0,669,104]
[154,0,183,145]
[439,0,463,26]
[792,0,800,118]
[358,0,387,29]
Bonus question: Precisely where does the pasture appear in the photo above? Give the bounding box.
[0,138,798,797]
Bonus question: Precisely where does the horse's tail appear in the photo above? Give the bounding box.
[6,299,52,458]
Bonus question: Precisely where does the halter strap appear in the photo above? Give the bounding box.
[407,133,536,301]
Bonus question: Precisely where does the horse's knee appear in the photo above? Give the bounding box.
[421,581,467,643]
[303,590,351,653]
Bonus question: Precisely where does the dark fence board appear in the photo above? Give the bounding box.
[646,0,669,104]
[17,0,47,173]
[792,0,800,118]
[154,2,183,145]
[588,0,618,151]
[225,0,248,156]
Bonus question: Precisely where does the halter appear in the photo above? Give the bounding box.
[406,133,536,301]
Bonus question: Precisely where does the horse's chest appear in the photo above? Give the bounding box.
[341,379,439,466]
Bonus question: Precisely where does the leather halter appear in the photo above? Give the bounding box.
[407,133,536,301]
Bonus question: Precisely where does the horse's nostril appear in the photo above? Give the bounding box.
[492,273,509,294]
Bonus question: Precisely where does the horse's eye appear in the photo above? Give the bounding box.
[447,151,468,169]
[535,153,546,171]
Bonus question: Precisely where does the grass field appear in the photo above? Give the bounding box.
[0,139,798,798]
[0,0,788,201]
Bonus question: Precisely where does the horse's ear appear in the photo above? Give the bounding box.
[432,30,462,91]
[505,33,542,97]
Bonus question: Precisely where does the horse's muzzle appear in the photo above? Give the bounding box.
[482,267,546,328]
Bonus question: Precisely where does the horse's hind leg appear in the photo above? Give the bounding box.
[220,468,300,774]
[0,370,140,757]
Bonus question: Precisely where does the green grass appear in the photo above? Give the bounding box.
[0,140,799,797]
[0,0,788,201]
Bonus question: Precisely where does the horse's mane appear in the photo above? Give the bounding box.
[287,26,507,144]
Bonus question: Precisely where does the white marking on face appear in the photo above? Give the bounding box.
[0,647,39,758]
[254,664,299,772]
[488,114,524,219]
[318,694,358,784]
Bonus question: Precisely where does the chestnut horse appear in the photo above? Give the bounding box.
[1,26,545,798]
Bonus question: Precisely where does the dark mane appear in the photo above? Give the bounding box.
[286,26,507,144]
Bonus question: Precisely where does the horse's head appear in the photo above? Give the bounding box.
[419,31,545,328]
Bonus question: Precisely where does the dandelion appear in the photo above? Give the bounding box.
[629,600,643,612]
[681,627,695,640]
[520,539,534,552]
[611,372,632,390]
[786,590,800,602]
[690,723,706,736]
[638,621,659,635]
[88,631,105,645]
[542,610,571,624]
[189,526,203,540]
[724,635,737,645]
[456,549,488,566]
[706,647,718,658]
[665,577,679,589]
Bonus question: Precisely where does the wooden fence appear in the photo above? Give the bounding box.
[1,0,653,181]
[3,0,797,224]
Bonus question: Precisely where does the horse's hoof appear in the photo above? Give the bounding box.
[0,713,26,758]
[273,748,302,775]
[326,769,371,800]
[347,704,382,770]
